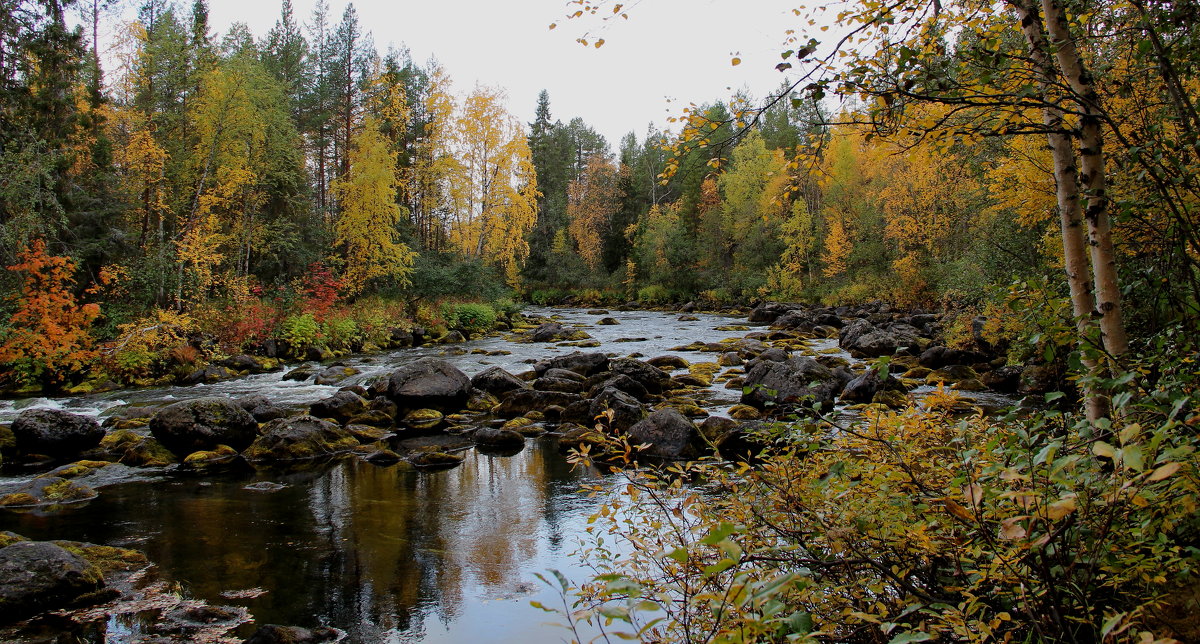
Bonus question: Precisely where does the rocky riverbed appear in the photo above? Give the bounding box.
[0,303,1024,642]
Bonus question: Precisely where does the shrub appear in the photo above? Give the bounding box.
[491,297,522,318]
[321,314,361,352]
[280,313,320,352]
[636,284,671,305]
[444,302,497,337]
[101,308,196,382]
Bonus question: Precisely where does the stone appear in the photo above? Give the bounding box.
[533,352,610,377]
[717,352,742,367]
[387,358,472,413]
[282,365,317,382]
[0,477,97,508]
[596,317,621,325]
[237,395,289,423]
[313,365,360,386]
[589,388,645,433]
[530,322,571,342]
[473,427,526,449]
[221,354,263,373]
[628,409,702,459]
[609,358,672,395]
[242,416,359,462]
[408,451,464,468]
[149,398,259,457]
[647,355,690,370]
[586,374,651,402]
[728,404,761,420]
[840,369,906,403]
[401,409,446,432]
[496,389,583,418]
[471,366,529,396]
[180,364,233,385]
[309,390,368,424]
[748,301,793,324]
[741,357,840,412]
[534,375,586,394]
[96,430,175,467]
[242,624,342,644]
[11,409,104,458]
[0,541,105,623]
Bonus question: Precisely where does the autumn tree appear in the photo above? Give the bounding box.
[331,117,416,294]
[567,152,622,273]
[0,239,99,388]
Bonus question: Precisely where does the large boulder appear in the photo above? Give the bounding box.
[236,395,288,423]
[242,624,342,644]
[529,322,589,342]
[149,398,258,457]
[587,374,651,401]
[386,358,472,413]
[839,320,923,358]
[471,366,528,396]
[534,352,610,377]
[741,357,840,411]
[242,416,359,462]
[496,389,583,418]
[608,358,672,395]
[0,541,105,623]
[840,368,907,403]
[589,388,645,433]
[748,302,794,324]
[628,408,702,459]
[309,391,367,424]
[10,409,104,458]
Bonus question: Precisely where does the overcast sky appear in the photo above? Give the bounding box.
[176,0,802,147]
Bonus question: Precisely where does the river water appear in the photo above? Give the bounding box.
[0,308,760,643]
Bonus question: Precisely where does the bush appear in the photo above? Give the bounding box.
[636,284,671,305]
[443,302,497,337]
[491,297,522,318]
[321,314,361,352]
[280,313,320,352]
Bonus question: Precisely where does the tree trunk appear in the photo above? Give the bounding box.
[1012,0,1108,421]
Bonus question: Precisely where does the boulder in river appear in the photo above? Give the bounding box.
[533,351,610,377]
[0,476,97,508]
[608,358,672,395]
[589,387,646,433]
[313,364,360,386]
[741,357,840,412]
[627,408,702,460]
[242,624,343,644]
[386,358,472,413]
[472,426,526,450]
[237,395,289,423]
[242,416,359,462]
[10,408,104,459]
[149,398,259,457]
[471,366,528,396]
[0,540,106,623]
[309,390,367,424]
[94,430,175,467]
[840,368,906,403]
[496,389,583,418]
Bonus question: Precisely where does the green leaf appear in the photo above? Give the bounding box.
[703,558,736,576]
[787,611,814,634]
[665,547,689,564]
[1045,391,1065,402]
[1093,441,1117,459]
[701,523,739,545]
[1122,445,1145,471]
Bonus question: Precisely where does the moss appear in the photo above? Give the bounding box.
[467,391,500,412]
[42,479,97,502]
[714,325,750,332]
[54,541,148,575]
[955,378,987,392]
[38,460,113,480]
[0,423,15,451]
[403,409,445,431]
[346,425,391,442]
[0,532,29,547]
[873,389,909,409]
[0,493,39,507]
[184,444,238,465]
[729,405,762,420]
[903,366,933,379]
[409,451,465,468]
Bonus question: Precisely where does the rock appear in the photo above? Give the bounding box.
[441,330,467,344]
[609,358,672,395]
[628,409,702,459]
[345,424,393,443]
[180,364,233,385]
[96,430,175,467]
[556,423,606,452]
[873,389,909,408]
[925,365,981,386]
[182,445,239,469]
[237,395,288,423]
[728,404,762,420]
[839,319,924,358]
[243,416,359,462]
[535,370,586,393]
[671,373,711,388]
[471,366,529,396]
[11,409,104,458]
[387,358,472,413]
[150,398,259,457]
[401,409,445,432]
[587,374,650,401]
[309,390,368,424]
[840,369,906,403]
[678,315,699,322]
[728,338,770,359]
[717,352,742,367]
[741,357,840,412]
[346,410,395,428]
[596,317,621,325]
[772,309,815,330]
[473,427,526,449]
[531,322,570,342]
[0,477,97,507]
[496,389,584,418]
[919,346,990,369]
[305,345,334,362]
[282,365,316,382]
[0,541,105,623]
[647,355,689,370]
[955,378,987,391]
[313,365,360,386]
[748,302,794,324]
[408,451,464,468]
[466,391,500,412]
[242,624,342,644]
[221,354,263,373]
[589,388,645,433]
[980,365,1022,393]
[533,351,610,377]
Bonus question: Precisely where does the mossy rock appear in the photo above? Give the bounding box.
[98,430,175,467]
[402,409,445,432]
[729,405,762,420]
[661,403,708,418]
[525,410,545,422]
[954,378,987,392]
[873,389,909,408]
[669,341,708,352]
[0,493,39,508]
[714,325,749,332]
[556,423,606,452]
[724,377,746,390]
[53,541,148,575]
[346,424,393,443]
[0,477,98,507]
[672,373,712,388]
[242,416,360,462]
[558,339,601,348]
[467,391,500,412]
[37,460,114,480]
[902,366,933,379]
[678,315,700,322]
[0,424,14,451]
[0,532,28,547]
[690,362,721,376]
[717,352,742,367]
[409,451,465,468]
[597,317,621,325]
[183,444,239,466]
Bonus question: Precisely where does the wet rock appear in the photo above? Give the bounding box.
[496,390,583,418]
[182,445,239,469]
[408,451,464,469]
[752,347,791,365]
[728,404,762,420]
[150,398,259,457]
[980,365,1022,393]
[0,476,97,508]
[533,351,610,377]
[243,416,359,462]
[597,317,621,325]
[556,423,605,452]
[180,364,233,385]
[441,330,467,344]
[471,366,529,396]
[473,426,526,449]
[466,391,500,412]
[237,395,289,423]
[925,365,980,386]
[11,409,104,459]
[0,541,105,623]
[305,345,334,362]
[346,410,395,428]
[387,358,472,413]
[531,322,575,342]
[728,338,770,360]
[678,315,699,322]
[534,373,585,394]
[313,365,360,386]
[840,369,906,403]
[628,409,702,459]
[400,409,445,432]
[874,389,909,408]
[671,373,711,388]
[502,417,545,437]
[242,624,342,644]
[96,430,175,467]
[221,354,264,373]
[717,352,742,367]
[647,355,690,370]
[282,365,317,382]
[839,319,924,358]
[741,357,839,412]
[609,358,672,395]
[586,374,650,402]
[748,301,794,324]
[309,390,368,424]
[589,388,645,433]
[345,424,393,443]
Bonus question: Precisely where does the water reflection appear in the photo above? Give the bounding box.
[0,438,604,642]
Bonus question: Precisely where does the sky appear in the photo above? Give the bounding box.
[180,0,804,148]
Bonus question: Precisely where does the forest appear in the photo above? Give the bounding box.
[0,0,1198,641]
